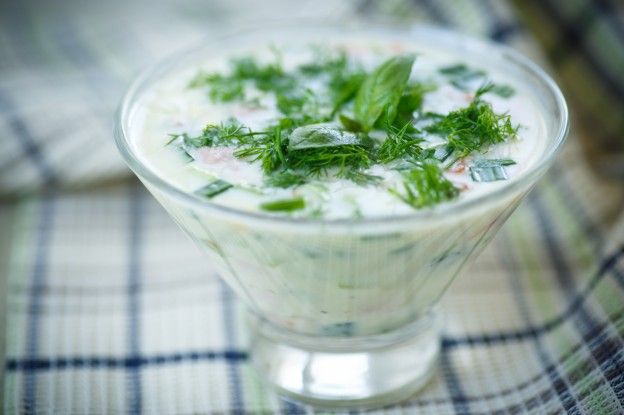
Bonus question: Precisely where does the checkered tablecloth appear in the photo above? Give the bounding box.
[1,0,623,413]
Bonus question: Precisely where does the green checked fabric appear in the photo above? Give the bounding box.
[1,0,624,413]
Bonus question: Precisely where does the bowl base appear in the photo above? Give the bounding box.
[248,310,441,408]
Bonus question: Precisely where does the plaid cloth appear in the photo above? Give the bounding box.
[1,0,624,413]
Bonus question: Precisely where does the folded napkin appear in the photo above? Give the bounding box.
[1,0,623,413]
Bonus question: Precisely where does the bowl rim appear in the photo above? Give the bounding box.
[113,22,569,228]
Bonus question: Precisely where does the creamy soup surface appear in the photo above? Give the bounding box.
[130,38,546,219]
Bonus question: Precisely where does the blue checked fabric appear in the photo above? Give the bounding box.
[1,0,624,413]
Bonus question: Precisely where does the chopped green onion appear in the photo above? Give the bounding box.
[195,180,233,198]
[260,197,305,212]
[439,63,486,91]
[473,158,517,167]
[422,145,453,162]
[469,159,516,182]
[489,84,515,98]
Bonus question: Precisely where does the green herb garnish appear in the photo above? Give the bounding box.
[391,82,435,129]
[188,73,245,102]
[265,170,308,188]
[439,63,486,91]
[288,124,360,150]
[354,54,416,131]
[338,114,363,132]
[439,63,486,79]
[425,85,518,162]
[488,84,515,98]
[438,64,515,98]
[287,144,372,179]
[179,47,523,216]
[469,158,516,182]
[331,72,366,115]
[390,160,459,208]
[195,179,233,198]
[377,122,424,164]
[421,145,454,163]
[233,124,287,173]
[260,197,306,212]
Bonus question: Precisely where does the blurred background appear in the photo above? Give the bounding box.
[0,0,623,413]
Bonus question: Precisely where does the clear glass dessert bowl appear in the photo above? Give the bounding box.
[114,24,568,408]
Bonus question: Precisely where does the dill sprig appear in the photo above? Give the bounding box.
[390,160,459,208]
[167,119,262,151]
[189,53,295,103]
[287,144,372,178]
[188,73,245,102]
[425,84,518,161]
[377,122,424,164]
[177,48,523,215]
[265,170,308,188]
[233,125,287,173]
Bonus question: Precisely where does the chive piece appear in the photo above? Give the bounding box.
[260,197,305,212]
[489,84,515,98]
[473,158,517,167]
[439,63,486,90]
[421,145,453,163]
[195,180,233,198]
[439,64,484,78]
[470,166,507,182]
[469,159,516,182]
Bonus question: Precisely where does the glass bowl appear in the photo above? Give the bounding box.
[114,23,568,408]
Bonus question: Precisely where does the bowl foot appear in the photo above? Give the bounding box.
[248,310,441,409]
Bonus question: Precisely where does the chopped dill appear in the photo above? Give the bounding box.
[377,122,424,164]
[287,144,372,178]
[195,179,233,198]
[390,160,459,208]
[265,170,308,188]
[425,84,518,161]
[176,47,523,215]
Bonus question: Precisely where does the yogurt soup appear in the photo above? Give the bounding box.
[131,39,545,220]
[118,28,567,404]
[123,33,555,339]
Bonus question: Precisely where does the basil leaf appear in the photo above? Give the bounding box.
[391,83,433,129]
[288,124,360,150]
[195,180,233,198]
[260,197,305,212]
[354,54,416,132]
[331,72,366,115]
[338,114,363,132]
[421,145,453,162]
